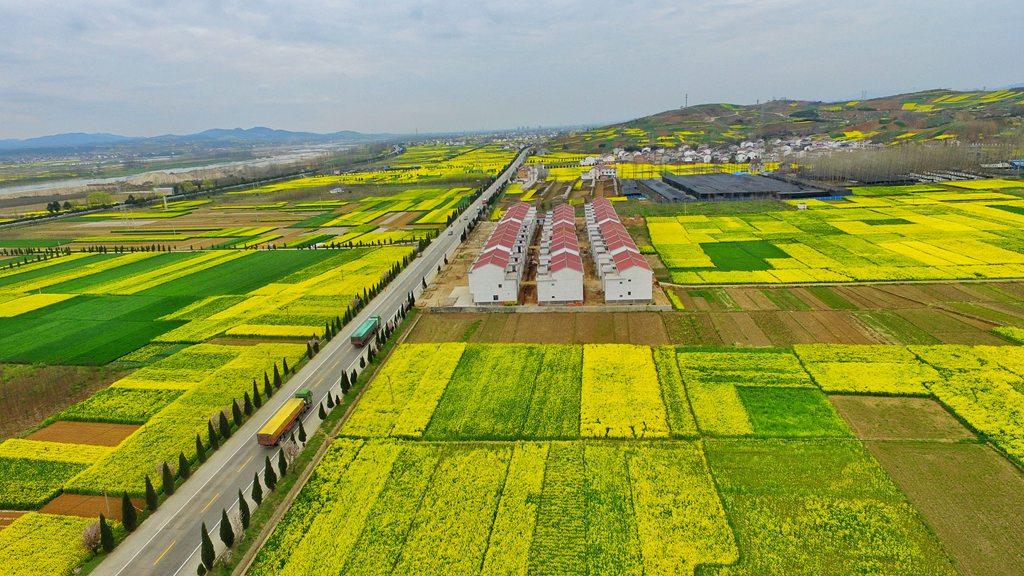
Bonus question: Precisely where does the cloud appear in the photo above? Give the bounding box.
[0,0,1021,138]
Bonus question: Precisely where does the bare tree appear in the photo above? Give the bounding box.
[82,521,101,553]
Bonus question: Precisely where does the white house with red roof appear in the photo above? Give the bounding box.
[585,198,653,302]
[537,204,584,303]
[468,202,537,304]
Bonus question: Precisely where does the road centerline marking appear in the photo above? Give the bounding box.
[153,541,176,565]
[199,492,220,513]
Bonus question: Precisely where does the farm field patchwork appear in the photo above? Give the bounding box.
[251,336,1024,574]
[646,180,1024,284]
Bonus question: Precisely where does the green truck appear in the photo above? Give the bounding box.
[350,315,380,347]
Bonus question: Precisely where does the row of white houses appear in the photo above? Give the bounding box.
[537,204,584,303]
[468,202,537,303]
[585,198,654,302]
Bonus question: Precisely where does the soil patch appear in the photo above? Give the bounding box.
[830,396,975,441]
[40,493,144,522]
[864,441,1024,576]
[0,511,26,531]
[27,421,140,447]
[0,364,128,439]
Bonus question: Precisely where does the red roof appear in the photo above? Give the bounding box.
[472,250,511,271]
[587,199,648,274]
[473,202,534,271]
[612,250,651,272]
[549,252,583,273]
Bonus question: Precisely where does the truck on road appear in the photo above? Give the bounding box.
[257,390,312,447]
[350,315,380,347]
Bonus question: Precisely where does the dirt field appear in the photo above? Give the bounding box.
[418,221,492,307]
[27,421,140,447]
[830,396,976,441]
[40,494,144,522]
[864,441,1024,576]
[407,312,670,345]
[668,282,1019,345]
[0,364,128,439]
[0,511,26,531]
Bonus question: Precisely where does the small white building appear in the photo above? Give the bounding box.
[585,198,653,303]
[536,204,583,303]
[469,202,537,304]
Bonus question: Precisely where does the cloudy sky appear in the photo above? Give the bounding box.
[1,0,1021,139]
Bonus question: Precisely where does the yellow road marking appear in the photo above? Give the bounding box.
[153,540,176,565]
[199,492,220,513]
[237,454,254,473]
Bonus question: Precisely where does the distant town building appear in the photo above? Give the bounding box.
[585,198,653,303]
[468,202,537,304]
[537,204,584,303]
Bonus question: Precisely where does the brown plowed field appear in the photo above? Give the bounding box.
[27,421,140,447]
[40,494,144,522]
[830,396,975,441]
[0,511,26,531]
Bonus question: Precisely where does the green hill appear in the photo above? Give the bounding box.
[555,88,1024,151]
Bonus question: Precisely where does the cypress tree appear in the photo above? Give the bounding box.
[145,475,158,511]
[273,364,282,389]
[195,434,206,463]
[340,371,350,394]
[200,523,215,569]
[278,450,288,477]
[238,489,250,529]
[243,392,253,415]
[350,370,358,386]
[252,473,263,505]
[99,514,115,552]
[335,393,341,406]
[306,342,313,359]
[298,420,307,443]
[282,358,290,374]
[264,456,277,490]
[359,356,365,369]
[252,380,262,408]
[178,452,191,480]
[208,420,219,450]
[264,372,272,397]
[219,411,231,439]
[121,492,137,532]
[318,403,326,419]
[162,462,175,496]
[326,394,335,409]
[219,508,234,548]
[232,400,243,427]
[313,339,320,353]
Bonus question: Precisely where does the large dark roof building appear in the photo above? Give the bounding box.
[661,173,833,201]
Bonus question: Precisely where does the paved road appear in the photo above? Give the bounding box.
[93,148,528,576]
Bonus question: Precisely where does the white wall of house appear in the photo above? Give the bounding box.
[469,265,519,303]
[537,268,583,303]
[603,267,653,301]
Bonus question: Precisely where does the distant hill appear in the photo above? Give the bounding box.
[554,88,1024,151]
[0,126,389,153]
[0,132,135,151]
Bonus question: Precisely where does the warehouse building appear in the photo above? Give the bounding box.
[662,173,829,201]
[537,204,584,303]
[468,202,537,304]
[585,198,653,302]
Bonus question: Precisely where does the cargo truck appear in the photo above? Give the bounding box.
[350,315,380,347]
[257,390,312,447]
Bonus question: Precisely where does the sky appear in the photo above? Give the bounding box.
[1,0,1022,139]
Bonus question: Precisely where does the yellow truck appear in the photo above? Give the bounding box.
[257,390,312,446]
